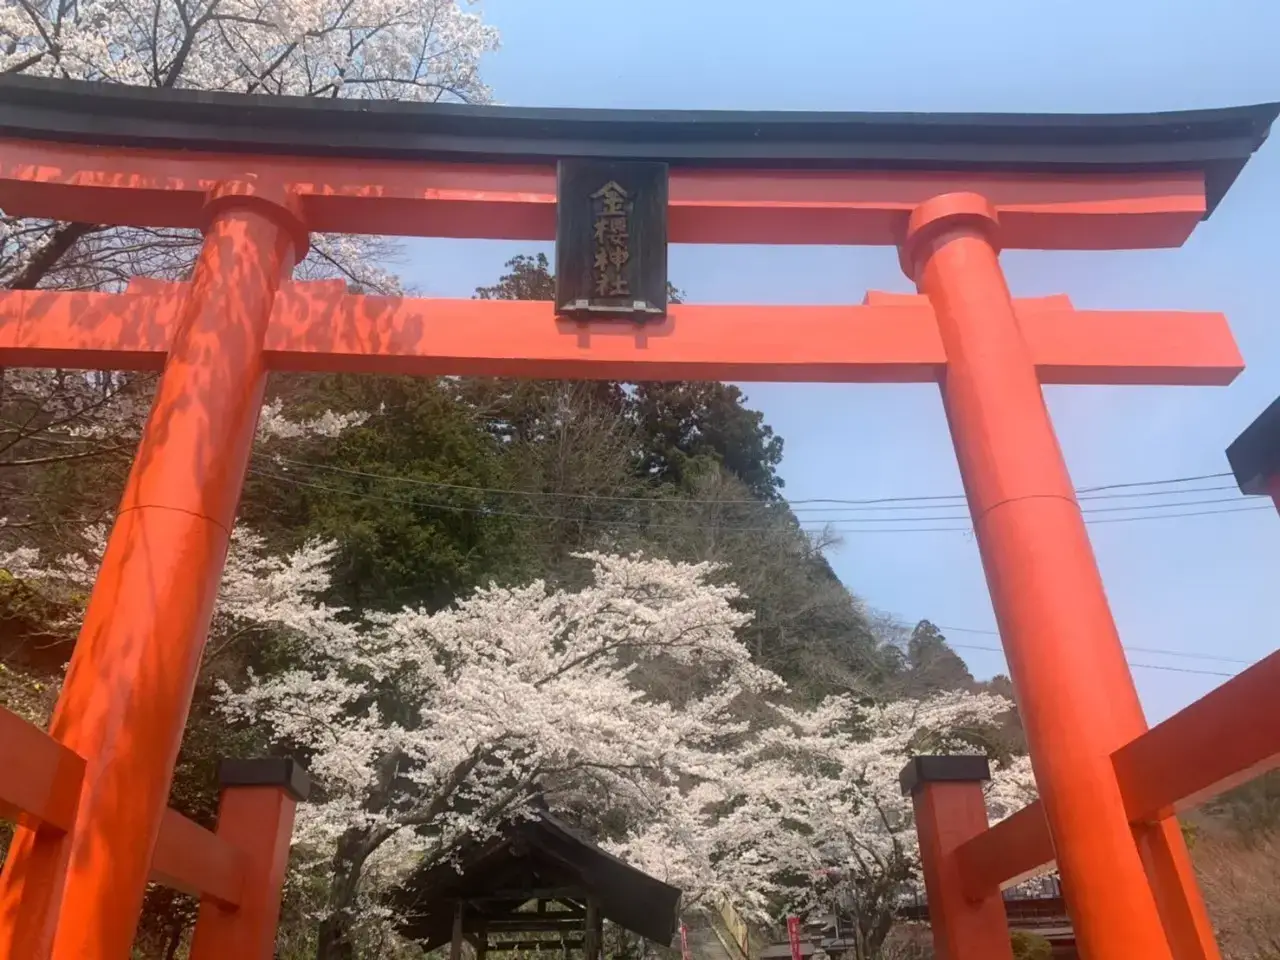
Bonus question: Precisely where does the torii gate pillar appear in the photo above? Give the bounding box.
[902,193,1218,960]
[0,185,305,960]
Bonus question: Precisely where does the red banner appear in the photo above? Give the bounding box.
[787,916,803,960]
[680,923,691,960]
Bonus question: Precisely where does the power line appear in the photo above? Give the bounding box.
[933,625,1256,666]
[791,485,1245,513]
[249,467,1266,670]
[248,468,974,533]
[1076,472,1235,493]
[252,464,1272,530]
[941,641,1237,678]
[787,496,1260,520]
[265,456,1240,509]
[247,471,1259,665]
[1076,484,1240,501]
[1080,504,1272,525]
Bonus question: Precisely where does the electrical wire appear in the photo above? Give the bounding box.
[247,469,973,533]
[266,455,1240,508]
[940,641,1238,678]
[785,485,1245,514]
[252,463,1272,529]
[248,466,1268,673]
[932,624,1256,665]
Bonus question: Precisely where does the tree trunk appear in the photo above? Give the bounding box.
[163,925,185,960]
[7,221,100,290]
[315,828,370,960]
[316,913,358,960]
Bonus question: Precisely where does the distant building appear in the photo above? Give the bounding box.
[763,883,1078,960]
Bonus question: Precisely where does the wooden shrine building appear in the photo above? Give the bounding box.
[392,812,682,959]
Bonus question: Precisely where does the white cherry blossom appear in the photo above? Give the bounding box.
[1,533,1040,956]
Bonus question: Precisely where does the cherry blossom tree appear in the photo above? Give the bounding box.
[1,531,1040,960]
[217,550,784,959]
[1,0,498,292]
[0,0,499,531]
[0,523,345,727]
[210,544,1037,959]
[614,693,1037,959]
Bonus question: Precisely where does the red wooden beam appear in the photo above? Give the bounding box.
[149,809,244,908]
[0,286,182,370]
[954,651,1280,895]
[0,138,1207,249]
[0,706,84,833]
[262,289,1242,385]
[1112,649,1280,823]
[0,282,1241,386]
[863,292,1243,386]
[954,800,1055,901]
[263,291,946,382]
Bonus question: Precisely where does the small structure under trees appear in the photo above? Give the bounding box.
[393,810,682,960]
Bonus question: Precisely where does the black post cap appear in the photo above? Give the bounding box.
[898,755,992,797]
[218,757,311,802]
[1226,395,1280,495]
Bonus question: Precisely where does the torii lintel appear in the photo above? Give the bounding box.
[0,280,1242,387]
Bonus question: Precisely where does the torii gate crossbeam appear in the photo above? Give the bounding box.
[0,75,1275,960]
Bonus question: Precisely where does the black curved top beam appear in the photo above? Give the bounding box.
[0,75,1276,216]
[1227,396,1280,495]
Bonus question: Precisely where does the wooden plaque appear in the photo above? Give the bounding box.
[555,159,668,320]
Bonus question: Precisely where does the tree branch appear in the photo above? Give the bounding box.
[7,221,102,290]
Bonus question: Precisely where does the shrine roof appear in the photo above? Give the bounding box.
[0,77,1276,216]
[390,811,682,949]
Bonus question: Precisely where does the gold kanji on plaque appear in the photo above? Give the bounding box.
[555,159,668,320]
[591,181,631,299]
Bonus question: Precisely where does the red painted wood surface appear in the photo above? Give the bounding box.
[902,192,1207,960]
[150,810,243,908]
[0,138,1206,249]
[0,707,84,834]
[188,785,300,959]
[0,284,1243,387]
[911,780,1015,960]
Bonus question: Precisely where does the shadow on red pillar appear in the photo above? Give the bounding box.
[0,186,307,960]
[189,758,309,960]
[899,756,1013,960]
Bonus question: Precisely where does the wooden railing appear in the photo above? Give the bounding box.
[0,705,307,957]
[902,647,1280,958]
[951,648,1280,897]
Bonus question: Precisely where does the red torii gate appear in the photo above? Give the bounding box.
[0,76,1275,960]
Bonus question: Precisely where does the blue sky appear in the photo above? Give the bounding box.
[401,0,1280,721]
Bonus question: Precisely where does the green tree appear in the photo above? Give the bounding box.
[475,252,557,301]
[242,374,530,613]
[901,621,976,695]
[632,381,784,501]
[1010,931,1052,960]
